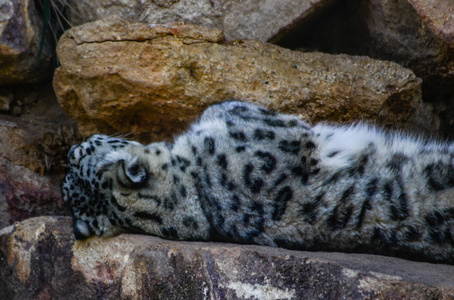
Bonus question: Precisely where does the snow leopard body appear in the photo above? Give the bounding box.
[62,101,454,264]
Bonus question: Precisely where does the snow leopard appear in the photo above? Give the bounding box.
[62,100,454,264]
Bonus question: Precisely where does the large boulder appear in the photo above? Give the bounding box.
[1,217,453,299]
[53,16,435,144]
[0,0,53,85]
[63,0,336,42]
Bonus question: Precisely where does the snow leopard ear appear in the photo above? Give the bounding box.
[117,158,148,188]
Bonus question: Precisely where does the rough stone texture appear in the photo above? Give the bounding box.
[64,0,336,42]
[0,87,13,111]
[404,0,454,138]
[1,216,453,299]
[0,159,71,231]
[279,0,454,82]
[0,82,79,230]
[277,0,454,138]
[53,16,435,143]
[0,0,53,85]
[0,83,82,174]
[408,0,454,46]
[361,0,454,83]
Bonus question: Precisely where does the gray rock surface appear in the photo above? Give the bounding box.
[0,159,70,230]
[361,0,453,82]
[53,16,436,144]
[407,0,454,46]
[0,0,53,84]
[64,0,336,42]
[1,216,453,299]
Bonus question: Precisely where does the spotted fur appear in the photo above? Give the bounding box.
[62,101,454,264]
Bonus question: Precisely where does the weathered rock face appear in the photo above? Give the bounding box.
[53,16,435,143]
[0,159,71,230]
[277,0,454,138]
[279,0,454,84]
[1,217,453,299]
[360,0,453,83]
[0,0,53,85]
[404,0,454,138]
[0,82,79,230]
[0,84,82,174]
[0,0,79,235]
[64,0,336,42]
[407,0,454,47]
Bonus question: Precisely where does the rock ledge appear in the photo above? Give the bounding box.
[1,217,453,299]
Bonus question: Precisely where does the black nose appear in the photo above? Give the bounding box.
[68,144,78,161]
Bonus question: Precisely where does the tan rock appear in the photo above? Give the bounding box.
[54,16,435,144]
[1,216,453,298]
[0,0,53,84]
[64,0,335,42]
